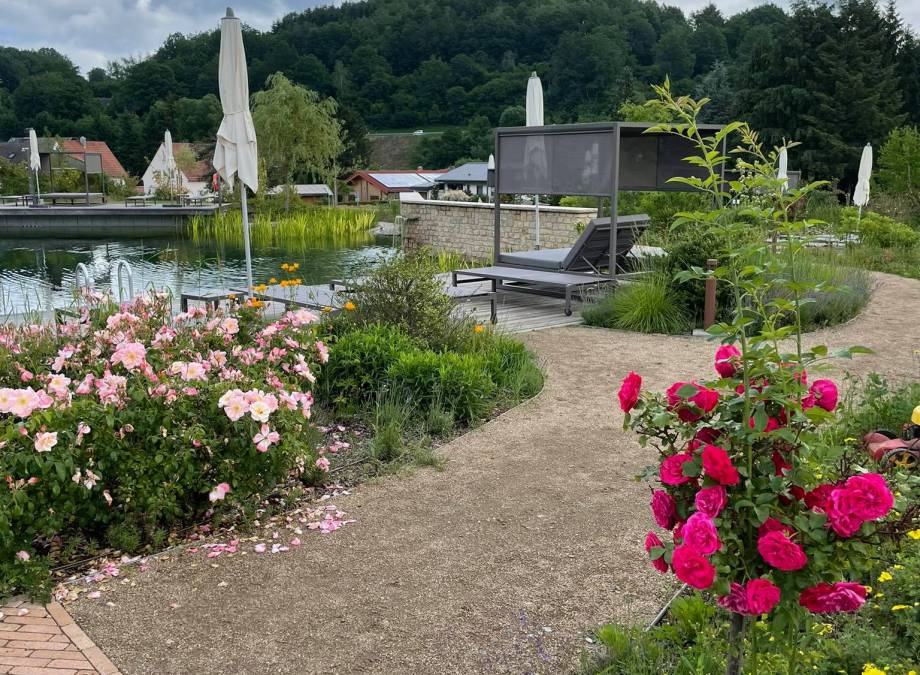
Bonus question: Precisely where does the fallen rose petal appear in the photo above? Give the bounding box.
[88,591,101,599]
[291,537,301,546]
[254,543,266,553]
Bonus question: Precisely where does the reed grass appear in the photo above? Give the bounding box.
[189,207,375,250]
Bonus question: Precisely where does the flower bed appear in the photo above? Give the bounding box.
[0,292,328,598]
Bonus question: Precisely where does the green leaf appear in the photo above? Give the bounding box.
[754,505,770,525]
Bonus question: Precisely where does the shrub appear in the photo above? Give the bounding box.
[346,252,458,349]
[387,349,496,423]
[765,256,872,330]
[839,209,920,249]
[0,293,325,599]
[317,323,416,410]
[583,273,692,335]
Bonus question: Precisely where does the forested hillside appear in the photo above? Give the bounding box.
[0,0,917,187]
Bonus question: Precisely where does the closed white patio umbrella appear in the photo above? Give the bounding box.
[776,147,788,192]
[163,130,177,195]
[853,143,872,216]
[28,128,41,204]
[213,7,259,296]
[526,72,544,249]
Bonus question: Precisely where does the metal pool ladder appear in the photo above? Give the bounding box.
[74,263,94,294]
[111,259,135,303]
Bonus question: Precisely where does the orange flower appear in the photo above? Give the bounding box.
[473,324,485,333]
[344,301,356,311]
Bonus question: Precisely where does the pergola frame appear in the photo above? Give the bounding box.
[492,121,727,279]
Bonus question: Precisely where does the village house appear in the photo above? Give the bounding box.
[344,169,447,202]
[3,136,128,184]
[267,184,333,205]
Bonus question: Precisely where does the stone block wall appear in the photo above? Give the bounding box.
[399,197,597,261]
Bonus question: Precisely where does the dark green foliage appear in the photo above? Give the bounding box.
[387,350,496,423]
[841,210,920,249]
[317,324,417,409]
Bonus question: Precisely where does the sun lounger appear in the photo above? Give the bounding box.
[452,266,613,316]
[499,213,650,274]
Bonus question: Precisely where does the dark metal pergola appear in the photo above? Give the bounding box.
[492,121,727,278]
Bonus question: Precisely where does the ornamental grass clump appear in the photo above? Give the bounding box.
[616,83,916,675]
[0,291,328,599]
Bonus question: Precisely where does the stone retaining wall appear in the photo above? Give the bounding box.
[399,196,596,260]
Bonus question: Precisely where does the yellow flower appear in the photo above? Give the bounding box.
[269,277,278,284]
[473,324,485,333]
[878,571,893,583]
[227,293,237,300]
[844,437,858,443]
[321,306,333,313]
[291,262,300,271]
[862,665,886,675]
[894,564,904,570]
[281,263,290,272]
[908,529,920,540]
[891,605,909,611]
[344,301,356,311]
[874,592,884,598]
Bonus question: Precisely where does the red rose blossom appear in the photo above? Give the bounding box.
[644,532,668,573]
[714,345,741,378]
[718,582,748,614]
[666,382,719,422]
[695,427,721,444]
[651,490,678,530]
[618,371,642,413]
[671,544,716,589]
[701,444,740,485]
[804,483,835,511]
[694,485,727,518]
[660,452,695,486]
[799,582,866,613]
[758,517,794,538]
[746,578,781,615]
[757,530,808,571]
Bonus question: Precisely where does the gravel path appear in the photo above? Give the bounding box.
[69,272,920,675]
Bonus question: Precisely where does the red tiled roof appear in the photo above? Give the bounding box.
[171,142,214,182]
[61,139,127,178]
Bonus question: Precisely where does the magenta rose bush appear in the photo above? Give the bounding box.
[613,83,918,674]
[0,292,329,598]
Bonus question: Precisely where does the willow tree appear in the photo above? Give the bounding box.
[251,73,343,211]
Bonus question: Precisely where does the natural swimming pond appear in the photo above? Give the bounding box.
[0,232,394,316]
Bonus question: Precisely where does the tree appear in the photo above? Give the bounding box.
[499,105,525,127]
[694,62,734,123]
[655,26,696,84]
[876,125,920,204]
[251,73,343,210]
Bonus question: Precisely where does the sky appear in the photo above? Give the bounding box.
[1,0,918,75]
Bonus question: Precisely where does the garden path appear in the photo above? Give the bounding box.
[67,272,920,674]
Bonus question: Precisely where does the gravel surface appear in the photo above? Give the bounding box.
[69,272,920,675]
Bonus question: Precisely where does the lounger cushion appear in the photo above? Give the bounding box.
[500,248,568,271]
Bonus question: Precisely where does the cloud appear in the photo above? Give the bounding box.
[0,0,318,73]
[0,0,916,75]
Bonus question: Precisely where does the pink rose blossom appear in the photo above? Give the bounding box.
[660,452,694,485]
[671,545,716,589]
[618,372,642,413]
[315,457,330,472]
[702,444,739,485]
[694,485,727,518]
[34,431,58,453]
[682,512,721,555]
[714,345,741,378]
[809,379,838,411]
[746,578,781,615]
[651,490,678,530]
[208,483,231,502]
[644,532,668,573]
[757,530,807,571]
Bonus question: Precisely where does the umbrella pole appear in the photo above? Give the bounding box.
[241,187,254,298]
[534,195,541,249]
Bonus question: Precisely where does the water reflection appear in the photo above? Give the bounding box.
[0,236,394,314]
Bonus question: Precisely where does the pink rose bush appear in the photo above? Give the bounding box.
[622,341,898,629]
[0,292,329,595]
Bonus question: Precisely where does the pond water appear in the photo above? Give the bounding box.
[0,234,395,316]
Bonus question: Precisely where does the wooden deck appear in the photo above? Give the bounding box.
[452,292,583,333]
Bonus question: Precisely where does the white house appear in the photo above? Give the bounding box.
[141,142,214,195]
